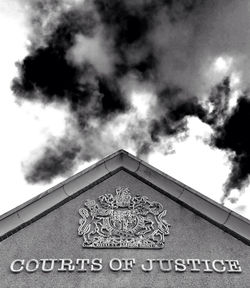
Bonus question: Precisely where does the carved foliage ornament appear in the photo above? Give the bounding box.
[78,187,170,249]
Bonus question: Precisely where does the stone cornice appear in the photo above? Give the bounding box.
[0,150,249,245]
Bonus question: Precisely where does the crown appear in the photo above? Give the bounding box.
[114,187,131,207]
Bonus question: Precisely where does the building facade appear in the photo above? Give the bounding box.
[0,150,249,287]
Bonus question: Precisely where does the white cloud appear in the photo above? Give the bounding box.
[130,90,157,119]
[0,2,70,214]
[148,118,231,204]
[224,185,250,220]
[68,31,115,75]
[0,0,249,223]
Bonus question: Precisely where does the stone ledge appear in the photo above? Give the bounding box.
[0,149,249,245]
[0,212,23,237]
[224,211,250,242]
[0,187,68,238]
[135,161,184,199]
[63,162,109,196]
[179,188,230,225]
[105,150,140,172]
[18,187,68,224]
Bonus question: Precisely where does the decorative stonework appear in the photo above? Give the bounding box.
[78,187,170,248]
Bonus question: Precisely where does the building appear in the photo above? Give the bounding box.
[0,150,249,287]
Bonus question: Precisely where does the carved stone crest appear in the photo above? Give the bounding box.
[78,187,170,248]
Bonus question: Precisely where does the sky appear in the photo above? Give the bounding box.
[0,0,250,220]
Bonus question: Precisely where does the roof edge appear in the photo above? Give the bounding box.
[0,149,249,245]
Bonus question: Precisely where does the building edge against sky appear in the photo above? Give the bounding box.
[0,149,249,244]
[0,149,250,287]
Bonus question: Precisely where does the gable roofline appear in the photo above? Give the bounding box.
[0,149,249,244]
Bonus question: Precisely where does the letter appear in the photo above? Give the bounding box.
[109,258,122,271]
[225,260,242,273]
[187,259,200,272]
[58,259,75,272]
[201,259,213,273]
[25,259,39,273]
[212,260,226,273]
[76,259,90,272]
[40,259,56,272]
[158,259,173,272]
[122,259,135,272]
[91,258,103,272]
[141,259,155,272]
[175,259,186,272]
[10,259,24,273]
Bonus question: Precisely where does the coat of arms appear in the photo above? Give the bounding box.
[78,187,170,248]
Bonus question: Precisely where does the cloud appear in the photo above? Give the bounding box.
[212,97,250,196]
[67,31,115,75]
[10,0,250,202]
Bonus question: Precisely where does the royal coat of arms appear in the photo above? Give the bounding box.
[78,187,170,248]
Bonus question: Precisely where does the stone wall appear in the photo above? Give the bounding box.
[0,170,249,288]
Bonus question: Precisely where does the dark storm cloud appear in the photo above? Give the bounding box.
[12,0,250,198]
[25,139,81,183]
[211,96,250,195]
[150,87,206,142]
[12,7,128,126]
[206,77,231,127]
[199,77,250,196]
[13,0,204,183]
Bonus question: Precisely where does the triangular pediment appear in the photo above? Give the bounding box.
[1,151,250,288]
[0,149,249,245]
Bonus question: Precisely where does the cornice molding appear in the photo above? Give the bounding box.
[0,149,249,245]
